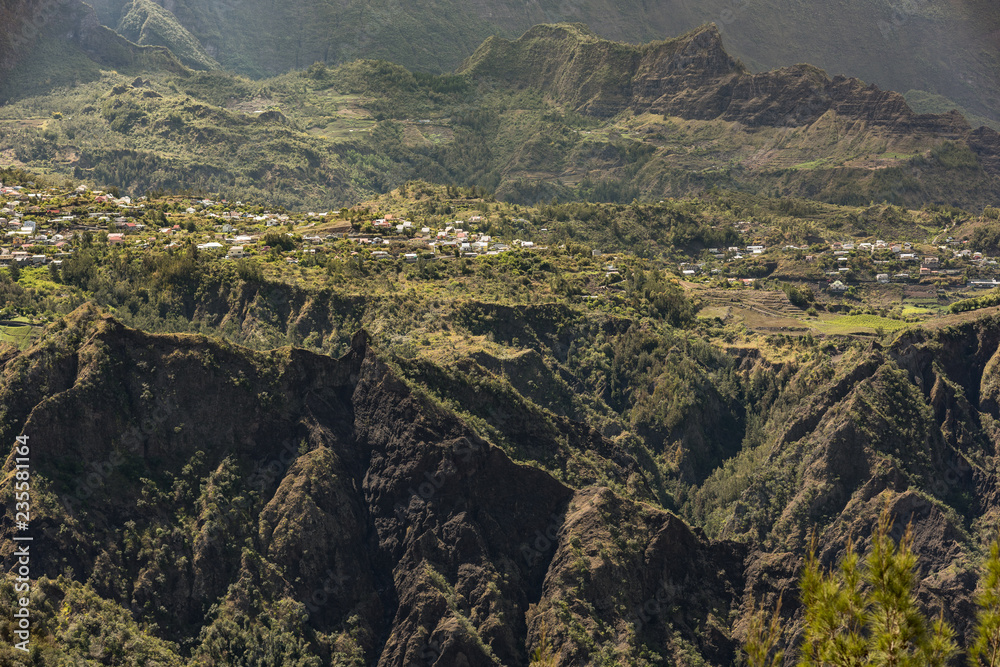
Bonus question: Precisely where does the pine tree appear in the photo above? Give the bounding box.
[790,508,957,667]
[745,594,784,667]
[970,538,1000,667]
[798,534,867,667]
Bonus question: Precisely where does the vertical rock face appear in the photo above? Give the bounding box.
[0,309,751,665]
[7,308,1000,664]
[462,23,979,138]
[0,0,185,91]
[970,126,1000,172]
[74,0,1000,129]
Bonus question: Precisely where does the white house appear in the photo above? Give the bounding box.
[829,280,848,293]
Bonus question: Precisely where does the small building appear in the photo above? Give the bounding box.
[108,233,124,244]
[876,273,890,283]
[829,280,848,293]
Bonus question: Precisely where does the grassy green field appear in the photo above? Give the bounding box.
[811,313,913,335]
[0,317,39,349]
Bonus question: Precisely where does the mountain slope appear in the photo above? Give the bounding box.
[5,297,1000,662]
[0,308,747,665]
[80,0,1000,128]
[0,0,187,102]
[116,0,219,70]
[3,23,996,211]
[460,23,970,134]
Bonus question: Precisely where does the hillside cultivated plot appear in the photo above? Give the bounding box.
[0,317,40,349]
[810,313,913,334]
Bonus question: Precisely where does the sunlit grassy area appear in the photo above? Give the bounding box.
[0,316,39,349]
[811,313,913,335]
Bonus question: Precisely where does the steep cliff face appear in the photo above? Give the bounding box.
[0,0,185,100]
[463,23,976,140]
[703,317,1000,643]
[79,0,1000,128]
[0,307,752,664]
[7,306,1000,664]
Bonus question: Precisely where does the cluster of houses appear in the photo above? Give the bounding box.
[0,182,544,269]
[0,186,80,267]
[681,245,769,275]
[820,239,999,287]
[0,183,142,267]
[679,236,1000,290]
[353,214,523,259]
[6,181,1000,297]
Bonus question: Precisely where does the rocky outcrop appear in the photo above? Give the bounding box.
[970,126,1000,173]
[462,23,993,168]
[7,307,1000,663]
[0,0,185,94]
[0,307,752,664]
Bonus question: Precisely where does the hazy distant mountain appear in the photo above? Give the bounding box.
[82,0,1000,127]
[0,0,185,100]
[3,21,998,210]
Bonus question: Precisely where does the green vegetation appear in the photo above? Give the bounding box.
[116,0,220,70]
[759,508,959,666]
[951,289,1000,314]
[812,314,911,335]
[74,0,1000,134]
[970,539,1000,667]
[3,166,1000,665]
[2,22,996,211]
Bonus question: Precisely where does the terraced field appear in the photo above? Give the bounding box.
[0,317,40,349]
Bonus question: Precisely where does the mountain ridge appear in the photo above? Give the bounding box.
[462,22,982,136]
[78,0,1000,127]
[1,19,998,210]
[0,0,187,101]
[0,307,750,664]
[3,288,1000,662]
